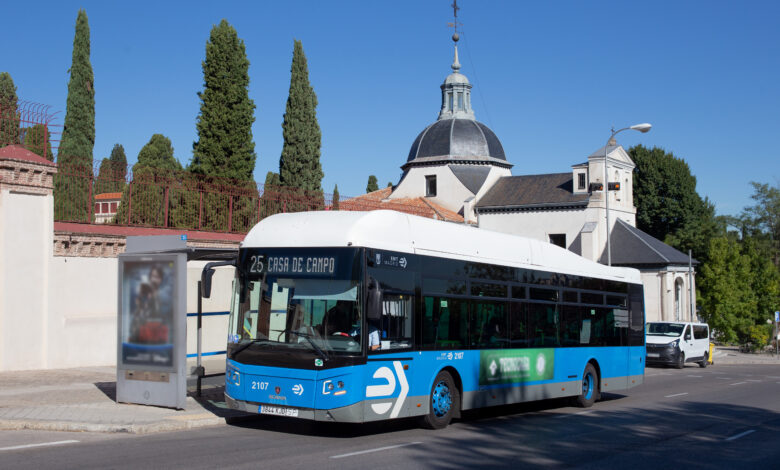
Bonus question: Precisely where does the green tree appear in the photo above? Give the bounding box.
[387,182,393,188]
[0,72,19,147]
[743,238,780,326]
[54,9,96,222]
[740,181,780,267]
[115,134,182,226]
[332,184,340,210]
[630,144,716,261]
[190,19,257,231]
[698,237,757,344]
[23,124,53,161]
[260,171,282,218]
[279,40,323,197]
[95,144,127,194]
[366,175,378,193]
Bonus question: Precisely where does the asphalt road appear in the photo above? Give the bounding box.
[2,363,780,469]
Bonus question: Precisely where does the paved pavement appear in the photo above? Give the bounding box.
[0,358,250,434]
[0,347,777,435]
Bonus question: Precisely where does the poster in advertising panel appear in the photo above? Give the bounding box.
[121,260,176,369]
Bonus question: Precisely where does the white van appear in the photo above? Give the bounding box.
[645,322,710,368]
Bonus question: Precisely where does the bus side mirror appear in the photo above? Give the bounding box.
[200,260,237,299]
[367,277,382,321]
[201,268,215,299]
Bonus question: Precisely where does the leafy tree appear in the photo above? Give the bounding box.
[630,144,716,261]
[740,181,780,267]
[54,9,95,222]
[743,237,780,326]
[115,134,182,226]
[23,124,53,161]
[190,19,257,231]
[109,143,127,177]
[387,182,393,188]
[366,175,378,193]
[332,184,340,210]
[698,237,757,343]
[0,72,19,147]
[279,40,323,196]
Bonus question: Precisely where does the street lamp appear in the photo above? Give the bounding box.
[604,123,651,266]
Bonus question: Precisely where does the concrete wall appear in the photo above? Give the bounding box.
[479,208,589,253]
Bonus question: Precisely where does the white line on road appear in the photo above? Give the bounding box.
[664,392,689,398]
[716,377,733,380]
[330,442,423,459]
[555,410,595,419]
[766,376,780,379]
[725,430,755,441]
[687,375,703,378]
[0,440,80,452]
[730,382,748,386]
[746,379,762,382]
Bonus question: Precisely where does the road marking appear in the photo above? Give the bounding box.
[664,392,689,398]
[746,379,761,382]
[730,382,748,386]
[687,375,703,378]
[725,430,755,441]
[555,410,595,419]
[330,442,423,459]
[716,377,733,380]
[766,376,780,379]
[0,440,80,452]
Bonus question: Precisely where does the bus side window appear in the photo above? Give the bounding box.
[528,303,559,347]
[423,297,466,349]
[509,302,528,347]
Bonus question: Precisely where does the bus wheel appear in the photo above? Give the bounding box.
[420,370,459,429]
[575,364,599,408]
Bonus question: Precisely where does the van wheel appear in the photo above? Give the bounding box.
[574,364,599,408]
[676,352,685,369]
[699,353,708,368]
[419,370,459,429]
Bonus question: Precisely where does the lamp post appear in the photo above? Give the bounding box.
[604,123,651,266]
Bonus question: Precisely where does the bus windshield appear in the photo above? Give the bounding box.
[228,250,363,358]
[646,322,685,337]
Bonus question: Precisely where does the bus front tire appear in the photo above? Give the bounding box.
[574,364,599,408]
[420,370,459,429]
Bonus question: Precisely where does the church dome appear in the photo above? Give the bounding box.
[405,118,507,165]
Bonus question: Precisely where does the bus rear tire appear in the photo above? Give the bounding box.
[574,364,599,408]
[420,370,459,429]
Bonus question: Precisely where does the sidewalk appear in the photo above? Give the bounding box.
[0,358,253,435]
[711,345,780,365]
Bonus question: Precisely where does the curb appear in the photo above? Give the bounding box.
[0,415,227,435]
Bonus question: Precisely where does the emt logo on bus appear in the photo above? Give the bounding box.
[365,361,408,418]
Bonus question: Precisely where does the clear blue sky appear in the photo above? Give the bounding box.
[2,1,778,215]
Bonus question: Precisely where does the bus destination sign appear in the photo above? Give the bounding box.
[248,254,336,276]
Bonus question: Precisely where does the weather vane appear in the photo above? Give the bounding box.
[448,0,462,40]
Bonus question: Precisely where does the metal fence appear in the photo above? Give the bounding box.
[54,163,430,233]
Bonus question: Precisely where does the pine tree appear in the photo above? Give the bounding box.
[115,134,182,226]
[260,171,282,218]
[190,19,257,231]
[332,184,340,210]
[23,124,53,161]
[109,143,127,179]
[366,175,378,193]
[0,72,19,147]
[54,9,95,222]
[279,40,323,200]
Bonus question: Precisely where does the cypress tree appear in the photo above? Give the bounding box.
[109,143,127,179]
[24,124,53,161]
[0,72,19,147]
[279,40,323,196]
[95,144,127,195]
[190,19,257,231]
[260,171,282,218]
[54,9,95,222]
[332,184,340,210]
[366,175,378,193]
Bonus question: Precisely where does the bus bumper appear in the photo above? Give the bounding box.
[225,392,365,423]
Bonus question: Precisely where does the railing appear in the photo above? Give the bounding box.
[53,164,430,233]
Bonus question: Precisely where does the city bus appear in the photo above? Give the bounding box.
[204,210,645,429]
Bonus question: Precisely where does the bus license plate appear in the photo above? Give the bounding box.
[647,353,660,358]
[260,405,299,417]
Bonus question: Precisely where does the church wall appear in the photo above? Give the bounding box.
[390,166,472,214]
[478,208,588,253]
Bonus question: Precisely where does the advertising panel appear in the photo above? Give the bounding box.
[120,258,177,370]
[479,349,555,385]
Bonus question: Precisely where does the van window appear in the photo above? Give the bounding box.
[693,325,709,340]
[646,322,685,337]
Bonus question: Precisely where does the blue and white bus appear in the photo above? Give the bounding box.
[208,210,645,429]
